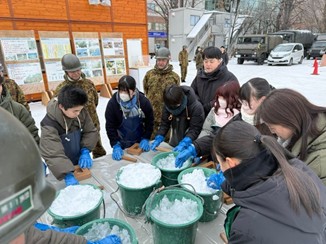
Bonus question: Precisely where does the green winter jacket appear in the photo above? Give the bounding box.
[291,113,326,185]
[0,85,39,144]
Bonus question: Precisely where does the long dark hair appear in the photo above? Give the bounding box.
[239,77,275,109]
[213,120,321,217]
[256,88,326,160]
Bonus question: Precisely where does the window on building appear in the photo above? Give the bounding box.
[190,15,200,26]
[147,3,155,11]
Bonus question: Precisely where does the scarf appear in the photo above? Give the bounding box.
[117,90,141,118]
[223,149,278,193]
[165,95,188,116]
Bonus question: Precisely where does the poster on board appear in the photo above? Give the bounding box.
[44,61,65,82]
[1,38,39,61]
[104,58,126,75]
[6,63,43,85]
[102,38,124,56]
[75,38,101,57]
[40,38,71,59]
[80,58,103,78]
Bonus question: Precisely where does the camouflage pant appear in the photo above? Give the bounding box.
[92,135,106,158]
[180,66,187,81]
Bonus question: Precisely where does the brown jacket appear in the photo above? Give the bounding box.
[40,98,98,180]
[25,226,87,244]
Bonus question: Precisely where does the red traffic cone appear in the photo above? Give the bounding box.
[312,58,319,75]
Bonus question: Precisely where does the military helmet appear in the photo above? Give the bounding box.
[156,47,171,59]
[0,108,56,243]
[61,53,82,72]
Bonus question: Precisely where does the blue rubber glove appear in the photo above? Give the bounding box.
[78,148,93,168]
[112,143,124,161]
[87,234,121,244]
[139,138,150,152]
[175,144,197,168]
[34,222,79,233]
[206,171,225,190]
[64,172,79,186]
[173,136,192,152]
[150,135,164,151]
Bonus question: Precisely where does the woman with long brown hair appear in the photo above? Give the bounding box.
[256,88,326,184]
[211,120,326,243]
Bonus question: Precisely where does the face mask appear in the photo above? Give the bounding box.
[218,98,227,109]
[241,107,255,125]
[119,93,130,102]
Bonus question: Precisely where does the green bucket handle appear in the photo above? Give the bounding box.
[110,179,162,219]
[202,190,223,217]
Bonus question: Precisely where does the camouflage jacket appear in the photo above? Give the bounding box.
[179,50,189,66]
[143,64,180,124]
[3,79,30,111]
[53,73,100,129]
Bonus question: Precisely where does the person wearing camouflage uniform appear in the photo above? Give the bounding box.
[0,63,30,111]
[143,47,180,139]
[178,45,189,83]
[53,54,106,158]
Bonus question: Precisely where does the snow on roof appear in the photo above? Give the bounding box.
[187,13,212,39]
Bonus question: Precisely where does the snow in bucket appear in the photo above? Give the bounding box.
[178,167,223,222]
[152,152,192,187]
[180,169,218,194]
[117,163,161,188]
[49,185,102,217]
[84,222,131,243]
[151,195,199,224]
[76,218,138,244]
[156,153,189,170]
[115,163,162,215]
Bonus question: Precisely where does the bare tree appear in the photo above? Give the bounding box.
[276,0,306,30]
[300,0,326,32]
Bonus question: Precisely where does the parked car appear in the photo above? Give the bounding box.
[306,40,326,59]
[267,43,304,66]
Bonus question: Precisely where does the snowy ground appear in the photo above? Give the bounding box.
[29,57,326,154]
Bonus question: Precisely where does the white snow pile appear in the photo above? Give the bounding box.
[84,222,131,244]
[49,185,102,217]
[151,195,199,224]
[117,163,161,188]
[180,169,218,194]
[156,153,188,169]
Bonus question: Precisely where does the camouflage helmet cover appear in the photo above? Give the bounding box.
[155,47,171,59]
[61,53,82,72]
[0,108,56,243]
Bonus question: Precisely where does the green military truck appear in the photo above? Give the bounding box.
[235,34,283,65]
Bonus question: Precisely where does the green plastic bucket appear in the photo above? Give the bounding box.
[76,218,138,243]
[116,166,161,215]
[152,152,192,187]
[177,167,223,222]
[146,188,204,244]
[48,184,103,227]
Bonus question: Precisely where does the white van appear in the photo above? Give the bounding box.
[267,43,304,66]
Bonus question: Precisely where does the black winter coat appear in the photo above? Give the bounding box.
[223,154,326,244]
[191,63,238,116]
[105,91,154,147]
[157,86,204,147]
